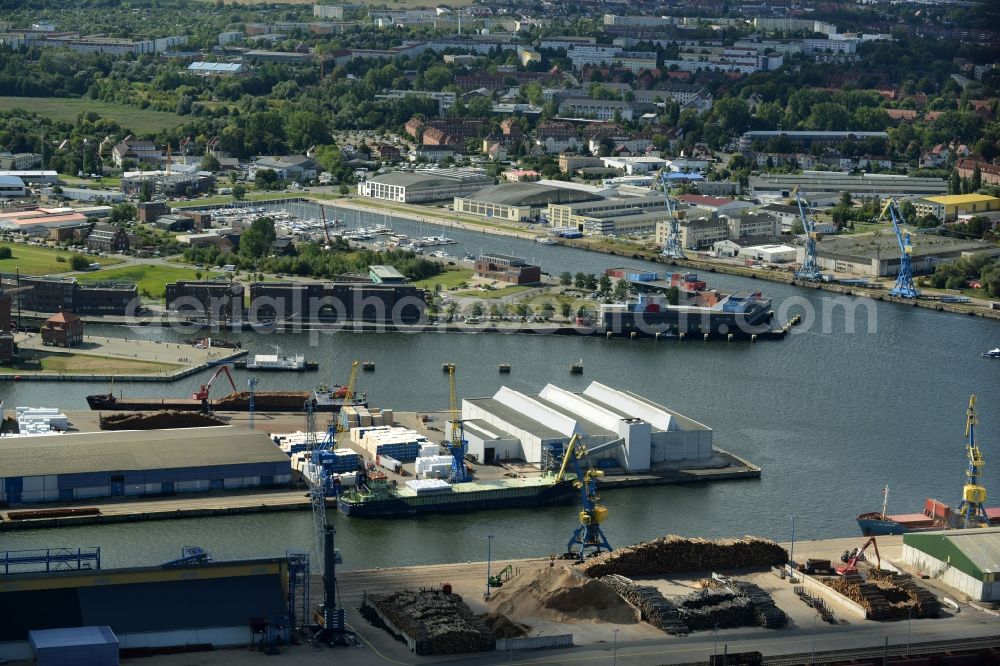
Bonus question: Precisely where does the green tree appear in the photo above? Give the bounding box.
[239,217,276,260]
[972,164,982,192]
[70,254,90,271]
[139,180,153,203]
[573,272,587,289]
[232,183,247,201]
[559,271,572,286]
[255,169,279,190]
[470,302,484,317]
[0,247,11,259]
[949,171,962,195]
[613,279,631,300]
[200,154,221,172]
[598,273,612,295]
[284,111,329,153]
[560,302,572,319]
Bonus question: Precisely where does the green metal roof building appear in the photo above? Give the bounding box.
[903,528,1000,601]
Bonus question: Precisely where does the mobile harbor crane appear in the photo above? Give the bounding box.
[792,188,825,282]
[836,536,881,576]
[191,365,237,413]
[875,198,920,299]
[555,434,613,560]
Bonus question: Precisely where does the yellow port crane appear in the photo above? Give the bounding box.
[555,434,612,559]
[958,394,988,528]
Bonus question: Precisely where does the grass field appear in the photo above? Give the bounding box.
[0,97,186,133]
[413,267,472,291]
[77,264,220,298]
[455,285,532,299]
[0,353,180,375]
[0,244,121,276]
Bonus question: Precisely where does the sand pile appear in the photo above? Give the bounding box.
[487,564,639,624]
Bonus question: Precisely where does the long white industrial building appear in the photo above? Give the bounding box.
[459,382,713,472]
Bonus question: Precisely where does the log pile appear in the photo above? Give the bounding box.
[100,411,226,430]
[676,589,756,632]
[823,571,938,621]
[599,575,689,634]
[866,570,941,618]
[731,581,787,628]
[366,589,495,655]
[579,536,787,579]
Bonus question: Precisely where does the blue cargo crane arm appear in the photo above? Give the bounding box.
[792,187,823,281]
[875,198,920,298]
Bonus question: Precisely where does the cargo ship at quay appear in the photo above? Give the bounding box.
[336,475,577,517]
[857,395,1000,536]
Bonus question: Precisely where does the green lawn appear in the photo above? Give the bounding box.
[77,264,221,298]
[0,97,187,133]
[455,285,533,299]
[413,267,473,290]
[0,243,121,275]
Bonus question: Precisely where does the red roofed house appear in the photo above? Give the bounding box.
[957,159,1000,186]
[41,311,83,348]
[886,109,917,122]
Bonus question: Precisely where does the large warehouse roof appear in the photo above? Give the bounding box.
[0,428,288,478]
[367,168,492,188]
[905,527,1000,578]
[815,232,998,262]
[465,182,601,207]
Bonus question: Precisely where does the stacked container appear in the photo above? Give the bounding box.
[405,479,453,495]
[15,407,69,435]
[415,455,453,479]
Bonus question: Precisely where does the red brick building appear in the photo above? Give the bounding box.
[957,159,1000,187]
[41,311,83,348]
[474,253,541,285]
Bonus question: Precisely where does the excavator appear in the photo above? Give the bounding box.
[192,365,237,413]
[836,536,881,576]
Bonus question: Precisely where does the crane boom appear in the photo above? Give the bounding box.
[655,170,685,260]
[555,434,612,560]
[793,188,823,281]
[192,365,237,401]
[958,394,988,528]
[837,536,881,575]
[321,205,334,248]
[875,198,919,298]
[447,364,469,483]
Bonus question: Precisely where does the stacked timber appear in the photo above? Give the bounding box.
[823,571,938,621]
[100,411,226,430]
[366,589,495,656]
[599,575,689,634]
[731,581,787,628]
[675,589,756,631]
[866,570,941,618]
[579,536,787,578]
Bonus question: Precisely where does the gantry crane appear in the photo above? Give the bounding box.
[655,170,685,260]
[191,365,237,413]
[958,394,989,529]
[875,198,920,298]
[792,187,824,281]
[447,363,469,483]
[555,434,612,560]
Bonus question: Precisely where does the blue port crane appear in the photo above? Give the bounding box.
[957,394,989,528]
[655,170,686,260]
[792,188,824,281]
[554,434,612,560]
[875,198,920,299]
[447,363,469,483]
